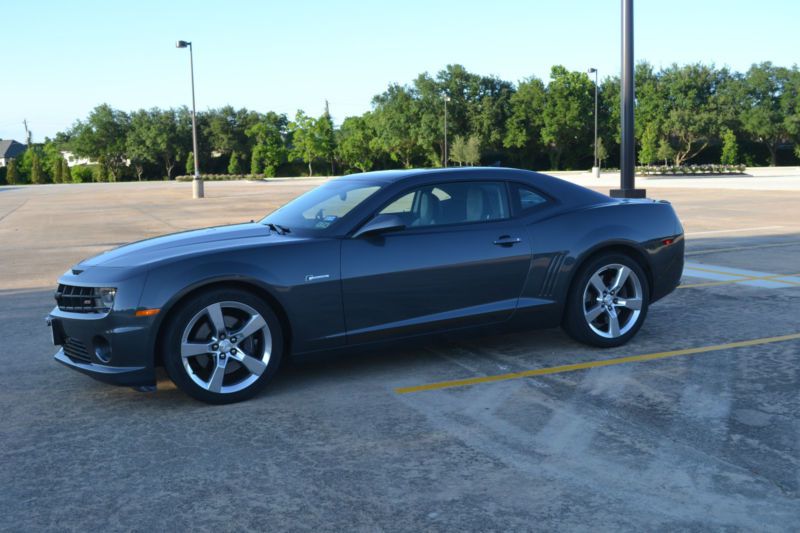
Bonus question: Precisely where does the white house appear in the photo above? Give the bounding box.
[60,151,97,167]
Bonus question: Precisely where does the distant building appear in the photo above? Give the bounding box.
[60,151,96,167]
[0,139,26,167]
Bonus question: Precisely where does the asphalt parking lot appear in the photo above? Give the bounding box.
[2,176,799,531]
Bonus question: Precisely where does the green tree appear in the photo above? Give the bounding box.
[127,109,157,180]
[53,155,63,183]
[42,138,66,182]
[337,114,375,173]
[463,135,481,165]
[450,135,467,166]
[185,152,195,176]
[227,150,243,174]
[289,110,322,176]
[596,137,609,167]
[541,66,594,169]
[781,67,800,161]
[656,139,676,165]
[660,64,724,165]
[720,128,739,164]
[450,135,480,166]
[127,108,191,180]
[246,112,288,176]
[61,159,72,183]
[741,62,790,166]
[371,84,423,168]
[30,152,45,184]
[69,104,130,181]
[18,147,34,182]
[638,123,659,165]
[316,102,336,175]
[6,159,18,185]
[504,76,546,160]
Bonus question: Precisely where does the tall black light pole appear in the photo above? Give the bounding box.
[443,95,451,167]
[588,67,599,177]
[611,0,646,198]
[176,40,203,199]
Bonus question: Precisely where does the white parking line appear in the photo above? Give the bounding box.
[685,225,784,236]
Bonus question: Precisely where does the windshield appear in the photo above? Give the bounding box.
[261,180,382,232]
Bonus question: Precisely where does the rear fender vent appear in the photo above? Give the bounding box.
[539,252,567,297]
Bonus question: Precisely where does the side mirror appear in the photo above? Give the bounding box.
[353,214,406,238]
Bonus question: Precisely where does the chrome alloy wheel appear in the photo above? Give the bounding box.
[180,301,273,394]
[582,263,643,339]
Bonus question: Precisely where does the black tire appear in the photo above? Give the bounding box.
[162,288,283,404]
[562,252,650,348]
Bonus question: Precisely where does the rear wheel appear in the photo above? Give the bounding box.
[162,288,283,404]
[563,253,649,347]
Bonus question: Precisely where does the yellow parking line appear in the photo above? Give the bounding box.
[394,332,800,394]
[679,272,800,289]
[684,265,753,278]
[686,241,800,256]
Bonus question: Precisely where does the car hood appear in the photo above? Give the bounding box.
[80,223,301,268]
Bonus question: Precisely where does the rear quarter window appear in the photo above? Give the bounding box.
[512,184,549,214]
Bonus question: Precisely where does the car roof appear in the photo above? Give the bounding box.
[340,167,610,204]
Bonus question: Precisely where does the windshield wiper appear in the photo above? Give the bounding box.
[265,222,291,235]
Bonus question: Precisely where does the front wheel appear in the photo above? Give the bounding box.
[563,253,649,347]
[162,288,283,404]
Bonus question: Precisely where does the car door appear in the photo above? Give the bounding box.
[340,180,532,344]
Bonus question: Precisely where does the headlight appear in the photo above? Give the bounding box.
[94,287,117,310]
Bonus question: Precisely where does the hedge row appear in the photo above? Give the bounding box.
[636,164,746,176]
[175,174,266,182]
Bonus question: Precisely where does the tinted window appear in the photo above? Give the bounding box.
[379,181,508,228]
[513,185,548,213]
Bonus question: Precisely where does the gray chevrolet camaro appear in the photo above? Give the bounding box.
[48,167,684,404]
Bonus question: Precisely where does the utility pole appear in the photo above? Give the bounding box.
[611,0,646,198]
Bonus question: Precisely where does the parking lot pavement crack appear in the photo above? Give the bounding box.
[125,203,183,231]
[0,200,28,224]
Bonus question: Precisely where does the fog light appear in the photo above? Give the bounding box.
[93,336,112,363]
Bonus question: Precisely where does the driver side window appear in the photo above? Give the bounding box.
[379,182,509,228]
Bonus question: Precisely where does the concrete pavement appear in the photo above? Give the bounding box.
[1,178,799,531]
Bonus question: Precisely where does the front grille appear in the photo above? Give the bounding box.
[63,337,92,363]
[55,284,105,313]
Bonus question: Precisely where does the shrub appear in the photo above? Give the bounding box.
[720,128,739,165]
[71,165,95,183]
[635,164,745,176]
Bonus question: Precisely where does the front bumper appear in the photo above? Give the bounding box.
[48,308,157,388]
[54,348,153,387]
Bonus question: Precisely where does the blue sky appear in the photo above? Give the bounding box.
[1,0,798,141]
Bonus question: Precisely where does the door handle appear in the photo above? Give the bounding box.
[493,236,522,246]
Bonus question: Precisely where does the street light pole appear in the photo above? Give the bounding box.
[176,40,203,199]
[588,67,599,177]
[443,95,451,167]
[611,0,646,198]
